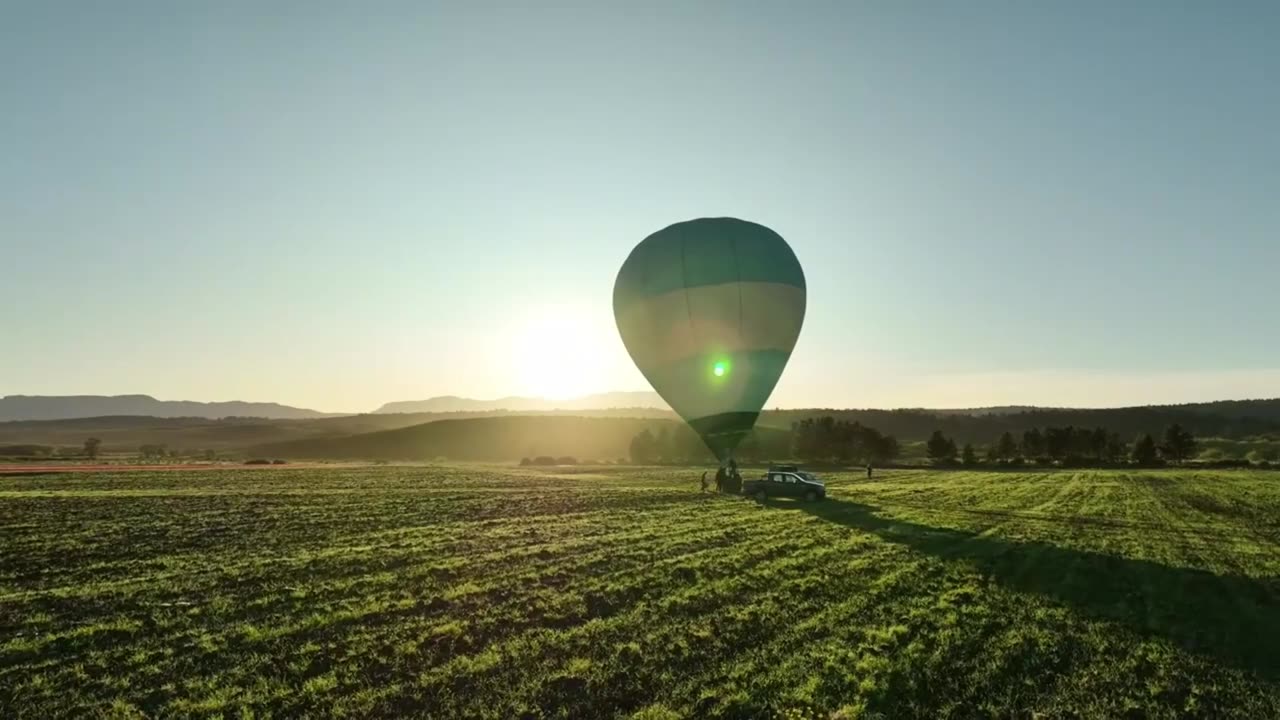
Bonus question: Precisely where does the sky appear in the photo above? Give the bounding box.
[3,2,1278,413]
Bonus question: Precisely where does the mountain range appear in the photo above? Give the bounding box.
[372,392,667,414]
[0,395,335,422]
[5,393,1280,424]
[0,392,670,422]
[4,394,1280,458]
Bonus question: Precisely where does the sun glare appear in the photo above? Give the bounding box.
[514,309,606,400]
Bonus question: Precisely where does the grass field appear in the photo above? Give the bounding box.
[2,466,1280,718]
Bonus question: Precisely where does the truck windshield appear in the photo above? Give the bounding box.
[799,472,821,483]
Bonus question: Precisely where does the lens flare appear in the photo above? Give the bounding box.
[713,361,727,377]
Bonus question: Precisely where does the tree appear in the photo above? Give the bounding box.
[996,432,1018,461]
[1132,433,1159,466]
[961,443,978,465]
[852,423,898,464]
[815,416,838,459]
[653,427,672,461]
[1021,428,1045,459]
[1089,427,1109,460]
[791,418,826,460]
[1160,424,1198,464]
[927,430,957,464]
[875,434,901,463]
[629,429,657,464]
[84,437,102,461]
[1044,426,1073,461]
[1104,432,1127,462]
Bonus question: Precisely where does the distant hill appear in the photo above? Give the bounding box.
[928,406,1053,416]
[6,394,1280,456]
[0,408,676,452]
[0,395,333,422]
[0,415,390,452]
[251,400,1280,463]
[252,414,798,463]
[253,415,676,461]
[373,392,667,414]
[1176,399,1280,424]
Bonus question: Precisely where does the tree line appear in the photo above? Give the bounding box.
[789,417,900,464]
[759,405,1279,444]
[628,416,900,464]
[926,423,1199,467]
[629,418,1204,468]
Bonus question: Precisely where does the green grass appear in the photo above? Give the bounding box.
[2,466,1280,718]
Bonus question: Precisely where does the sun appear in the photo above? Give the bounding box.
[513,308,606,400]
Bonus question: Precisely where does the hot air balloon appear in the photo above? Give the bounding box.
[613,217,806,461]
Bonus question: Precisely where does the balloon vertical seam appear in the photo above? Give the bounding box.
[730,232,744,345]
[678,223,694,330]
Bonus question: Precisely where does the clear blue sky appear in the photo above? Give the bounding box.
[3,2,1278,412]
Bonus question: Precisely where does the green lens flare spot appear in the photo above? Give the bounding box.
[713,361,728,377]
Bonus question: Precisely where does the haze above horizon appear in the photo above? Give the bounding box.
[4,3,1278,413]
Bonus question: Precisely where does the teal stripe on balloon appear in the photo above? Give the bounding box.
[615,281,806,368]
[638,349,793,427]
[613,217,805,306]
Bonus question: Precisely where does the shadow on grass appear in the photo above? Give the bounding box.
[762,496,1280,679]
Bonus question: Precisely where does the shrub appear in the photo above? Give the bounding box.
[1198,458,1251,469]
[1246,449,1278,464]
[519,457,532,466]
[533,456,557,466]
[244,458,272,465]
[0,445,54,457]
[271,459,287,465]
[555,456,579,466]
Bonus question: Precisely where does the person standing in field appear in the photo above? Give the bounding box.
[866,463,873,479]
[701,471,709,493]
[715,465,725,493]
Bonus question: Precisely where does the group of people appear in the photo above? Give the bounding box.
[700,459,743,494]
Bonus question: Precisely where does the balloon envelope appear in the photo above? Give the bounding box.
[613,217,806,459]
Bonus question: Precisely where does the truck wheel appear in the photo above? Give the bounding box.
[754,489,767,502]
[805,490,819,503]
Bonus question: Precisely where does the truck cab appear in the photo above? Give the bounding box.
[743,466,826,502]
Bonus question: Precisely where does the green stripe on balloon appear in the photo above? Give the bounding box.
[612,218,805,305]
